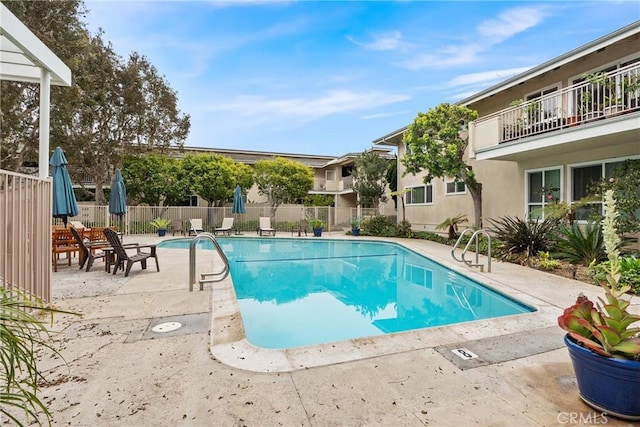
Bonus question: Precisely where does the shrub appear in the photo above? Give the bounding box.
[411,231,449,244]
[531,251,563,271]
[589,255,640,294]
[489,216,559,260]
[553,222,605,266]
[361,215,396,236]
[435,214,467,239]
[395,220,413,238]
[1,287,78,426]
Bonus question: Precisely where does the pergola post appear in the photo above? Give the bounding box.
[38,68,51,178]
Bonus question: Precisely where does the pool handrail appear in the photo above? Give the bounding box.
[452,229,492,273]
[189,232,230,291]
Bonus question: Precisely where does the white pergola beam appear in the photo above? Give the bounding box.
[0,3,71,86]
[0,3,72,178]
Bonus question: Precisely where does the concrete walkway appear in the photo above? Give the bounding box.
[35,233,637,427]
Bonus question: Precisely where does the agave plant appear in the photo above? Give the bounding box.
[558,190,640,360]
[553,221,606,265]
[1,287,77,426]
[489,216,559,260]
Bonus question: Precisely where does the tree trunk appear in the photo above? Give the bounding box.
[467,181,483,229]
[95,180,106,205]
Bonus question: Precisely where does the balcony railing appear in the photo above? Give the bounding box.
[475,61,640,146]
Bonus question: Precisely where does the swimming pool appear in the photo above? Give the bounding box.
[159,237,535,349]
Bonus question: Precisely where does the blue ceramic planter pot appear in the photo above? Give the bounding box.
[564,334,640,420]
[158,229,167,237]
[351,228,360,236]
[313,228,322,237]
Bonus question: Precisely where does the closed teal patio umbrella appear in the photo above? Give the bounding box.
[49,146,79,226]
[109,169,127,216]
[232,185,245,234]
[232,185,245,215]
[109,169,127,232]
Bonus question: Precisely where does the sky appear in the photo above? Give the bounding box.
[83,1,640,157]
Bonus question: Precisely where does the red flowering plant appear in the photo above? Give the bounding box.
[557,190,640,360]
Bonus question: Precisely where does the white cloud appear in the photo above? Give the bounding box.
[206,90,411,123]
[402,44,483,70]
[447,67,533,87]
[347,31,404,51]
[400,5,547,71]
[360,110,410,120]
[477,6,547,41]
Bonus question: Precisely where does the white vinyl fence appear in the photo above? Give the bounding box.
[54,204,398,235]
[1,170,52,302]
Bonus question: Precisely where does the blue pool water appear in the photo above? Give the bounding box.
[159,238,535,349]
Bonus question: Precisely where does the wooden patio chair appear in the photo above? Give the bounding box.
[103,228,160,277]
[291,218,308,237]
[172,219,184,236]
[52,228,80,272]
[69,226,109,272]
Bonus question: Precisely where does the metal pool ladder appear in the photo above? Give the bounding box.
[451,229,492,272]
[189,232,230,291]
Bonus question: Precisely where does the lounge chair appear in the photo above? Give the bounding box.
[69,226,109,272]
[69,220,87,230]
[258,217,276,236]
[103,228,160,277]
[189,218,204,236]
[214,217,234,236]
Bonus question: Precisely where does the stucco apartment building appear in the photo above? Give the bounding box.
[374,21,640,233]
[174,146,395,222]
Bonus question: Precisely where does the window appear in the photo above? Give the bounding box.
[405,185,433,205]
[526,168,561,220]
[403,264,433,289]
[445,180,466,195]
[570,158,630,220]
[526,86,559,123]
[325,170,336,181]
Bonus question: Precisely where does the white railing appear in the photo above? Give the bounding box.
[474,61,640,146]
[1,170,52,302]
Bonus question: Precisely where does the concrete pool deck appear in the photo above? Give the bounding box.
[37,232,638,426]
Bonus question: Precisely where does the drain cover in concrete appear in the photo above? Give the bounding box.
[152,322,182,333]
[126,312,210,343]
[435,326,565,370]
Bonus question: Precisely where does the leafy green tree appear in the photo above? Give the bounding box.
[402,103,482,227]
[0,0,88,173]
[351,151,389,209]
[386,158,398,209]
[596,159,640,234]
[303,194,334,207]
[182,154,253,207]
[122,154,188,206]
[254,157,314,220]
[58,45,190,204]
[0,1,190,205]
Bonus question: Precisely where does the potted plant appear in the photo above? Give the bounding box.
[557,190,640,420]
[580,72,606,120]
[149,217,171,236]
[349,217,361,236]
[309,219,325,237]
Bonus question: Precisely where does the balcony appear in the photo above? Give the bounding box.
[313,176,354,192]
[472,61,640,161]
